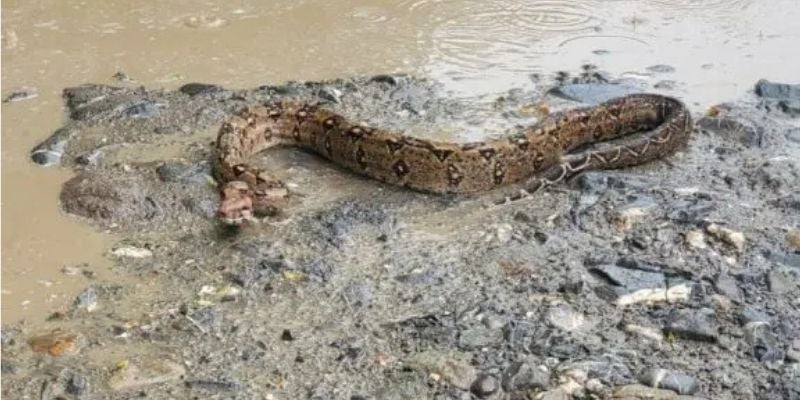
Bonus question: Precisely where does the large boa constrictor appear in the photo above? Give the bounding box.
[214,94,692,224]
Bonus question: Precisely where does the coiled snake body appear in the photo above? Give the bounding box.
[214,94,692,224]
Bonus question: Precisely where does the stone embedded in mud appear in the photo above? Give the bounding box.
[546,303,585,331]
[646,64,676,74]
[767,267,797,294]
[27,330,84,356]
[713,273,742,303]
[705,223,745,253]
[696,116,763,147]
[107,359,185,391]
[639,368,699,395]
[501,361,551,392]
[664,308,719,342]
[123,101,162,119]
[73,286,99,312]
[111,246,153,258]
[66,374,90,395]
[684,230,707,249]
[754,79,800,101]
[778,100,800,117]
[405,350,478,390]
[470,374,499,398]
[590,264,690,306]
[179,82,223,96]
[612,196,658,231]
[613,383,690,399]
[744,322,785,362]
[3,87,38,102]
[624,324,664,342]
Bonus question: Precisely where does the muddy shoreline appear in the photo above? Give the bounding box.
[2,71,799,399]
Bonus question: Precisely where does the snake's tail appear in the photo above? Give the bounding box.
[492,97,692,205]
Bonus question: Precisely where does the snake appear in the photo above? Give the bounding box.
[214,94,692,224]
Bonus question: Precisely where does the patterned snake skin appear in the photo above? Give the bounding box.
[214,94,692,224]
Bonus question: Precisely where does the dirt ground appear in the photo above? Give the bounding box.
[2,71,799,399]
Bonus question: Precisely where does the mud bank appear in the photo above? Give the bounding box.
[3,71,799,399]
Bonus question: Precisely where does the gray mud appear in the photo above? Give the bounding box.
[3,71,799,399]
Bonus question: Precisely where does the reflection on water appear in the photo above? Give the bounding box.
[2,0,799,324]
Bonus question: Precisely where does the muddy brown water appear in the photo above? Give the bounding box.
[1,0,799,325]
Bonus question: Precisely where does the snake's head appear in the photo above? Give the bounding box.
[218,181,255,225]
[217,181,291,225]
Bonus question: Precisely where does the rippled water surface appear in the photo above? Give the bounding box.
[2,0,799,323]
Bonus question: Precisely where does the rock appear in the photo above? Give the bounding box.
[470,374,499,398]
[767,267,797,294]
[75,149,103,166]
[28,330,84,356]
[754,79,800,100]
[111,246,153,258]
[108,359,185,391]
[647,65,676,74]
[696,117,763,147]
[30,127,75,167]
[654,80,677,90]
[187,307,218,333]
[786,229,800,250]
[667,200,715,224]
[613,384,685,399]
[60,172,154,223]
[3,87,38,102]
[539,388,571,400]
[624,324,664,342]
[549,83,642,105]
[778,100,800,116]
[639,369,699,395]
[590,264,690,306]
[185,379,242,393]
[740,306,770,325]
[179,83,223,96]
[112,71,133,82]
[787,128,800,144]
[558,355,631,386]
[501,361,551,392]
[705,224,745,252]
[1,361,19,375]
[66,374,90,395]
[406,351,477,390]
[546,303,585,331]
[458,326,500,350]
[123,101,161,119]
[612,196,658,230]
[156,162,211,184]
[664,308,719,342]
[713,273,742,303]
[684,230,707,249]
[744,322,785,362]
[343,283,374,307]
[369,74,400,85]
[73,286,99,312]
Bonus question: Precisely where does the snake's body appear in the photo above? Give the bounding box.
[214,94,692,224]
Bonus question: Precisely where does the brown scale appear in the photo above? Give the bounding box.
[214,94,692,224]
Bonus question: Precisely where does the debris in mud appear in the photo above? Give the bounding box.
[3,87,38,102]
[27,330,84,356]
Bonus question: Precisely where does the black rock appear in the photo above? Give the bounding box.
[501,361,551,392]
[471,374,499,398]
[179,83,223,96]
[66,374,90,395]
[638,368,699,395]
[369,74,399,85]
[281,329,295,341]
[664,308,719,342]
[755,79,800,100]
